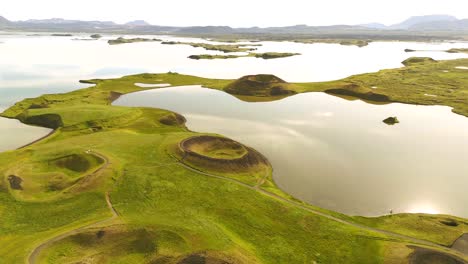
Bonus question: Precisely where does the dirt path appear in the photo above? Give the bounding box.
[176,162,467,259]
[27,151,117,264]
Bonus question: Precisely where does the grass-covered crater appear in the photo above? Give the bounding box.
[177,136,269,175]
[181,136,249,160]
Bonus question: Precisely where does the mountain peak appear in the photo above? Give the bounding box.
[391,15,458,29]
[125,20,150,26]
[0,15,11,24]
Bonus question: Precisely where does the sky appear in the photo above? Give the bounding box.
[1,0,468,27]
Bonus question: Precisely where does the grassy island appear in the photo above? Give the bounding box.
[294,39,370,47]
[162,41,261,53]
[253,52,300,59]
[108,37,162,45]
[160,41,299,60]
[447,48,468,54]
[50,33,73,37]
[188,54,240,60]
[90,34,102,39]
[383,116,400,125]
[188,52,300,60]
[1,58,468,263]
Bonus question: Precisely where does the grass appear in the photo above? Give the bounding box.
[1,59,468,263]
[354,214,468,246]
[401,57,437,66]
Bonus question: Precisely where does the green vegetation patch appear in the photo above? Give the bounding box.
[354,214,468,246]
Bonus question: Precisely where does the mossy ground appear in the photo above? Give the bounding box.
[1,59,468,263]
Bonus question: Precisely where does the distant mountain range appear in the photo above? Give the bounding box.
[125,20,151,27]
[361,15,468,31]
[1,15,467,40]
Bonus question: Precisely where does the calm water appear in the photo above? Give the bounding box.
[0,115,51,152]
[2,34,468,216]
[115,86,468,217]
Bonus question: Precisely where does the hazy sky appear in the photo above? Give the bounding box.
[2,0,467,27]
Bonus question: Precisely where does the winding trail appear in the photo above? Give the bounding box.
[176,161,467,259]
[27,151,117,264]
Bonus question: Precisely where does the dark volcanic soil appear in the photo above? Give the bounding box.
[8,175,23,190]
[409,246,467,264]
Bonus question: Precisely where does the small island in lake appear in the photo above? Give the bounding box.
[108,37,162,45]
[446,48,468,54]
[51,33,73,37]
[383,117,400,125]
[90,34,102,39]
[188,52,300,60]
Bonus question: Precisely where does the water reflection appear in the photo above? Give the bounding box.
[0,114,51,152]
[115,86,468,217]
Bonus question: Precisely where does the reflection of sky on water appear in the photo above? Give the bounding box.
[115,86,468,217]
[0,117,51,152]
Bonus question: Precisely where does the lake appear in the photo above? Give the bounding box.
[1,34,468,216]
[115,86,468,217]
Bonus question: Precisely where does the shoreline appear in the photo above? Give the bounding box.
[16,129,56,150]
